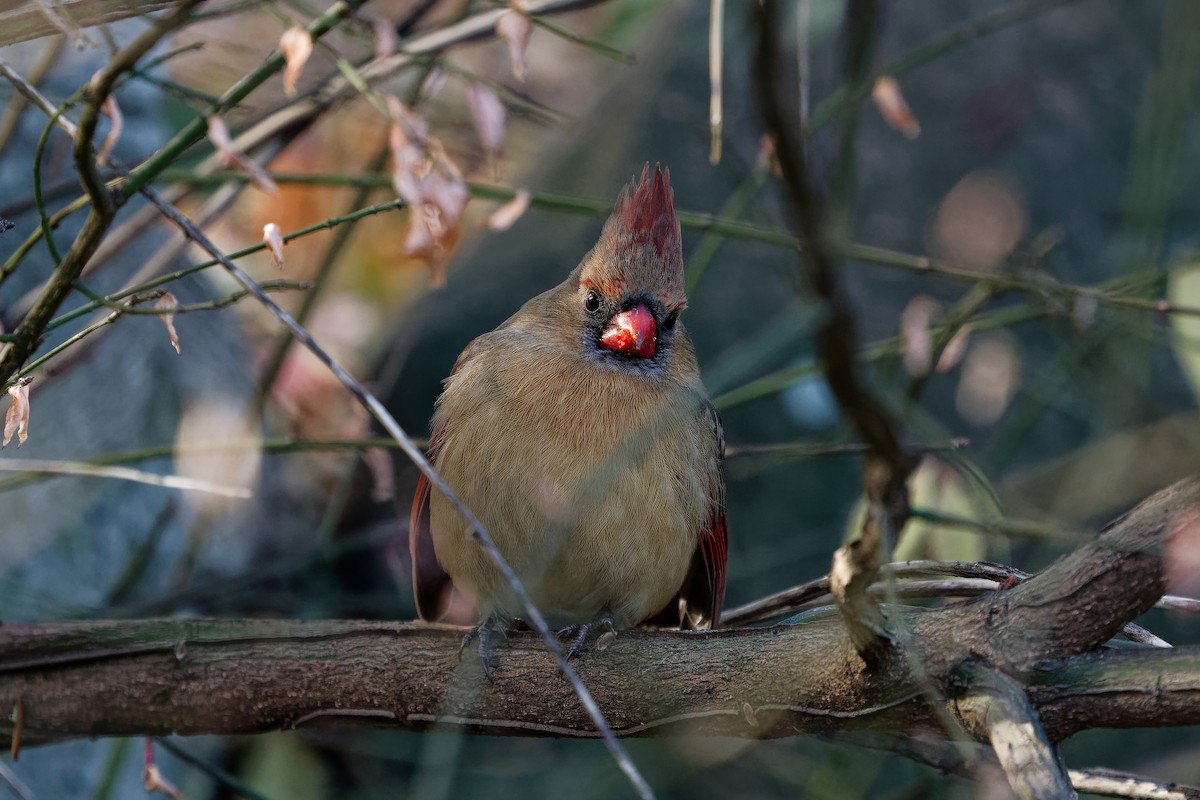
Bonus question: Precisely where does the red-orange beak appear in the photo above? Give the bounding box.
[599,303,657,359]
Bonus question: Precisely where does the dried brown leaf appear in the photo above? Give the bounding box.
[420,69,447,99]
[486,189,531,231]
[423,140,468,226]
[263,222,285,270]
[370,13,397,59]
[900,295,939,377]
[467,83,506,156]
[385,98,468,282]
[143,763,183,799]
[495,6,532,82]
[3,378,31,447]
[362,446,395,502]
[232,151,278,194]
[206,115,278,194]
[756,133,781,177]
[206,114,234,158]
[280,26,313,98]
[96,95,123,166]
[936,323,972,373]
[872,75,921,139]
[155,292,181,355]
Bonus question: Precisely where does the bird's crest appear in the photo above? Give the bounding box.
[589,164,685,303]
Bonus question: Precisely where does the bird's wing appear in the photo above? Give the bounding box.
[410,419,450,621]
[682,400,729,629]
[645,399,728,630]
[409,337,490,621]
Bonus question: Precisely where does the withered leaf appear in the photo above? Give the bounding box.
[154,292,181,355]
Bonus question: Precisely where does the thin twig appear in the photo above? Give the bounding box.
[135,184,654,800]
[255,140,392,406]
[708,0,724,164]
[0,760,33,800]
[1068,768,1200,800]
[0,459,251,498]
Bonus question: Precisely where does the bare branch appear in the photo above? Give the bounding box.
[3,477,1199,756]
[1,622,1198,748]
[1069,768,1200,800]
[0,0,176,48]
[756,0,919,665]
[954,664,1076,800]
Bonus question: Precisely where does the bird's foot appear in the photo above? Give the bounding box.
[460,612,512,680]
[557,610,617,661]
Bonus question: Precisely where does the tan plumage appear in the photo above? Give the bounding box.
[411,165,727,653]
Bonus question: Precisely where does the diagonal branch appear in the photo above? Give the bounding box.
[756,0,918,664]
[132,186,652,800]
[954,663,1076,800]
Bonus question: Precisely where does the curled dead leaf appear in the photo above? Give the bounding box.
[3,377,31,447]
[96,95,123,166]
[280,26,313,98]
[486,189,531,231]
[756,133,780,177]
[495,4,532,82]
[467,83,506,158]
[206,114,234,154]
[143,763,183,799]
[936,323,972,373]
[386,97,469,283]
[900,295,940,377]
[872,75,921,139]
[420,69,447,100]
[154,292,181,355]
[206,115,278,194]
[263,222,285,270]
[369,12,397,59]
[362,446,395,502]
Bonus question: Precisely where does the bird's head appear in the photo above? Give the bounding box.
[577,164,687,365]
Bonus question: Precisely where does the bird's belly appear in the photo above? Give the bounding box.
[429,405,703,626]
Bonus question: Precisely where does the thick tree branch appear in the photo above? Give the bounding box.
[3,477,1199,753]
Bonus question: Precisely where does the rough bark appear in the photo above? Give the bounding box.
[1,477,1198,750]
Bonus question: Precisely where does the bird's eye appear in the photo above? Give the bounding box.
[663,310,679,330]
[584,290,601,313]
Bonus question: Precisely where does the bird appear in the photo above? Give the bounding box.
[410,164,727,673]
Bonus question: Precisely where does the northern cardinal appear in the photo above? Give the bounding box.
[410,164,727,671]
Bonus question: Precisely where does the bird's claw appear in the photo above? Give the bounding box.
[462,613,511,680]
[557,611,617,661]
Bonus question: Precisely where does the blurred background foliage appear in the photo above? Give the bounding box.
[1,0,1200,797]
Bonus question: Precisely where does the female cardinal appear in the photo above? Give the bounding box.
[410,164,727,670]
